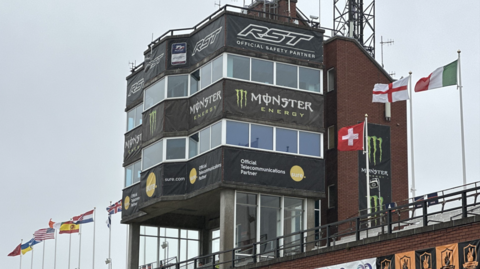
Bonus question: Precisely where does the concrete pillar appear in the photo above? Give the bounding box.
[127,223,140,269]
[306,198,316,251]
[219,189,235,269]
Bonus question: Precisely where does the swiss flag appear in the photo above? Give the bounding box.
[338,122,364,151]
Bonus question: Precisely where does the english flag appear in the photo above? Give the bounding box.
[372,76,409,103]
[338,122,364,151]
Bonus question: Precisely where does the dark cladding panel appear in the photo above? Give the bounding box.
[164,99,189,133]
[140,165,162,203]
[122,183,142,218]
[224,147,324,192]
[188,82,224,130]
[226,15,323,62]
[144,42,166,84]
[186,147,223,193]
[124,127,142,164]
[142,103,164,144]
[126,68,145,107]
[224,80,323,130]
[162,163,187,196]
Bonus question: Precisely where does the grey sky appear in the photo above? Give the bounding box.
[1,1,478,268]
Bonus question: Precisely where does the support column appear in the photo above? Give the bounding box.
[219,189,235,269]
[126,223,140,269]
[306,198,316,251]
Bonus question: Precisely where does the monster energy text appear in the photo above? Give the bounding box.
[190,91,221,121]
[149,110,157,135]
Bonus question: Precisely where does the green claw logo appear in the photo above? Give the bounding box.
[368,136,383,165]
[235,89,247,108]
[149,110,157,135]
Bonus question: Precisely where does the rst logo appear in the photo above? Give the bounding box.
[237,24,313,46]
[128,78,144,97]
[192,27,222,56]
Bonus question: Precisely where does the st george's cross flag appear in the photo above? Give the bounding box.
[415,60,457,92]
[73,209,94,224]
[372,76,409,103]
[338,122,364,151]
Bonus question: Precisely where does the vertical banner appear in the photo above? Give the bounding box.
[378,255,396,269]
[126,68,145,107]
[316,258,377,269]
[358,123,392,217]
[188,82,224,131]
[142,103,164,144]
[188,16,225,65]
[436,244,459,269]
[124,127,142,164]
[122,183,141,218]
[459,240,480,269]
[164,99,189,133]
[416,248,437,269]
[144,42,166,83]
[171,42,187,65]
[162,163,187,196]
[396,251,416,269]
[140,165,162,203]
[186,148,223,193]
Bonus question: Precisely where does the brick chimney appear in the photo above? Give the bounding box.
[247,0,298,23]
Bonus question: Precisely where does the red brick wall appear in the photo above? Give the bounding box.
[323,37,408,224]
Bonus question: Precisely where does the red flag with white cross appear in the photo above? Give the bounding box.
[338,122,364,151]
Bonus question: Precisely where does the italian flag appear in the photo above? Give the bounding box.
[414,60,457,92]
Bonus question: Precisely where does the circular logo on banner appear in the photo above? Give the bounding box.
[124,196,130,210]
[189,168,197,184]
[146,172,157,197]
[290,165,305,182]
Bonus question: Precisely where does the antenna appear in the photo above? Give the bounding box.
[380,36,394,68]
[128,61,136,72]
[214,0,221,9]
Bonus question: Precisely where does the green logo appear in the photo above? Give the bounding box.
[368,136,383,165]
[149,110,157,135]
[369,195,384,225]
[235,89,247,108]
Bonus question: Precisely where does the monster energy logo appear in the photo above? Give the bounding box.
[368,136,383,165]
[149,110,157,135]
[370,195,384,225]
[236,89,247,108]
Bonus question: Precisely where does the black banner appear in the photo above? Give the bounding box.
[358,123,392,214]
[188,15,225,66]
[188,81,224,131]
[226,15,323,62]
[224,80,323,130]
[377,255,395,269]
[459,240,480,269]
[186,147,223,193]
[144,42,166,84]
[122,183,141,218]
[126,68,145,107]
[164,99,189,133]
[223,147,324,192]
[124,127,142,164]
[162,162,187,196]
[142,103,164,144]
[140,165,162,203]
[415,248,436,269]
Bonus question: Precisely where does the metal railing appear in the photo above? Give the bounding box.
[149,182,480,269]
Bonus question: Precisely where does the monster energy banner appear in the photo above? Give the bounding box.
[144,42,166,84]
[124,127,142,164]
[140,165,162,203]
[142,103,164,145]
[377,255,396,269]
[358,123,392,214]
[164,99,189,133]
[415,248,436,269]
[122,183,141,218]
[224,80,323,131]
[126,67,145,107]
[459,240,480,269]
[223,147,324,192]
[163,162,187,196]
[186,147,223,193]
[188,81,223,131]
[226,15,323,62]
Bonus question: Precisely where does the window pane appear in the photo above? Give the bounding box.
[327,69,335,92]
[201,63,212,89]
[139,236,145,265]
[252,59,273,84]
[136,105,143,126]
[127,109,135,131]
[187,240,199,259]
[145,226,158,236]
[236,193,257,205]
[180,229,187,238]
[212,56,223,82]
[276,128,297,153]
[190,70,200,95]
[125,164,133,187]
[188,230,199,240]
[165,228,178,238]
[199,128,210,154]
[227,55,249,80]
[133,161,142,184]
[180,239,187,261]
[211,122,222,148]
[166,138,186,160]
[145,236,158,265]
[167,75,188,97]
[143,140,163,169]
[260,196,281,253]
[165,238,178,262]
[144,79,165,110]
[235,204,257,249]
[284,198,303,250]
[276,63,297,88]
[212,230,220,239]
[299,131,320,156]
[250,124,273,150]
[189,133,199,158]
[299,67,320,92]
[226,121,249,147]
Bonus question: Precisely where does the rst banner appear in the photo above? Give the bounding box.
[358,123,392,216]
[143,42,166,84]
[223,147,324,192]
[316,258,377,269]
[124,126,142,164]
[226,14,323,62]
[122,183,142,219]
[126,68,145,107]
[224,80,323,130]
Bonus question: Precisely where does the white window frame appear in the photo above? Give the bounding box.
[327,68,335,93]
[126,103,143,132]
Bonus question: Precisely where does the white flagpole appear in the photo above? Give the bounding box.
[30,244,34,269]
[108,201,112,269]
[364,114,371,226]
[78,224,82,269]
[457,50,467,188]
[20,239,23,269]
[68,232,72,269]
[54,229,57,269]
[408,72,416,199]
[42,240,45,269]
[93,207,96,269]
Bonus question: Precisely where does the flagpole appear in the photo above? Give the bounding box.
[42,240,45,269]
[78,224,82,269]
[20,239,23,269]
[68,232,72,269]
[408,72,416,199]
[30,244,34,269]
[364,114,371,227]
[54,228,57,269]
[108,201,112,269]
[93,207,96,269]
[457,50,467,189]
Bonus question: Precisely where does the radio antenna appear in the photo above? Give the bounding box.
[214,0,221,9]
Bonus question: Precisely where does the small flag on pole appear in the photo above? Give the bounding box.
[59,221,80,234]
[7,243,21,257]
[73,210,94,224]
[106,200,122,215]
[106,215,111,228]
[21,239,41,255]
[415,60,457,92]
[49,219,62,230]
[337,122,364,151]
[34,228,55,241]
[372,76,409,103]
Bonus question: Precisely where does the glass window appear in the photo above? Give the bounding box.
[166,138,186,160]
[167,75,188,97]
[260,195,281,253]
[142,140,163,169]
[251,59,273,84]
[299,131,320,156]
[227,55,250,80]
[212,56,223,82]
[328,126,335,149]
[189,133,199,158]
[144,79,165,110]
[190,70,200,95]
[284,198,303,253]
[125,164,133,187]
[133,161,141,185]
[276,63,297,88]
[226,121,249,147]
[127,104,143,132]
[135,105,143,126]
[235,193,257,250]
[327,68,335,92]
[276,128,297,153]
[201,63,212,89]
[250,124,273,150]
[199,128,210,154]
[211,122,222,148]
[299,67,320,92]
